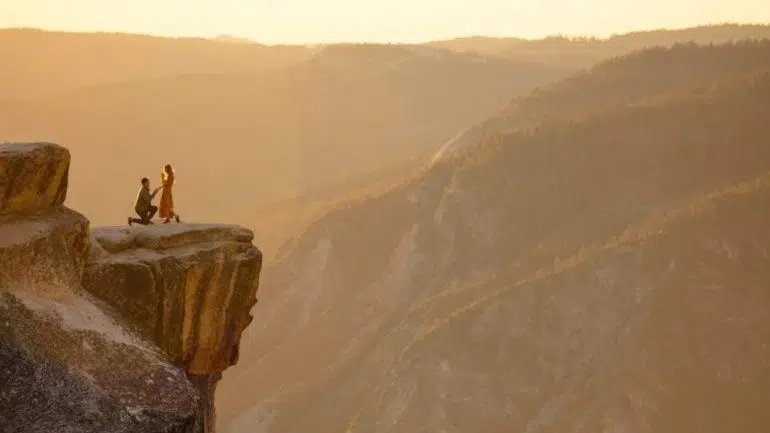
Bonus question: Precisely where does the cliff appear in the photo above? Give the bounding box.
[83,224,261,431]
[0,142,262,433]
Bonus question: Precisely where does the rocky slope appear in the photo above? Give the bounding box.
[218,42,770,432]
[335,170,770,433]
[0,142,261,433]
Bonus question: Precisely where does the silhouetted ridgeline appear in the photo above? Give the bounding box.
[0,28,307,101]
[494,39,770,132]
[431,39,770,160]
[219,40,770,433]
[428,23,770,67]
[0,142,261,433]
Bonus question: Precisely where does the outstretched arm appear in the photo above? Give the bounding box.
[150,186,163,199]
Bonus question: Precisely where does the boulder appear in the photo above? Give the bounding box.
[0,142,70,215]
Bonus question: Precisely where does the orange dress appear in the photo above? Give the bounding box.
[159,171,175,219]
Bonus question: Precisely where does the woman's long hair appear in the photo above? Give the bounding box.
[162,164,175,183]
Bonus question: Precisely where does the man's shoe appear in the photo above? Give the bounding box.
[128,217,132,226]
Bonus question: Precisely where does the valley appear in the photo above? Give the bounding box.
[2,23,770,433]
[219,38,770,433]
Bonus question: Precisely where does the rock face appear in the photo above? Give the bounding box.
[84,224,261,374]
[0,207,89,292]
[0,142,262,433]
[0,291,201,433]
[83,224,262,432]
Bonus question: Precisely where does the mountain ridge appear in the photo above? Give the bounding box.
[427,23,770,66]
[432,39,770,163]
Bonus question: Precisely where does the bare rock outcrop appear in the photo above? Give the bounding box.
[83,224,262,432]
[0,142,262,433]
[0,142,69,215]
[0,290,201,433]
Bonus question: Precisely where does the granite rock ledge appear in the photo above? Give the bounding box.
[84,223,262,374]
[83,223,263,432]
[1,142,263,433]
[0,142,202,433]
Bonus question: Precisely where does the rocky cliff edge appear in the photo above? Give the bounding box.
[0,142,262,433]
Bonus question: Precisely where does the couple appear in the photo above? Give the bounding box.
[129,164,181,226]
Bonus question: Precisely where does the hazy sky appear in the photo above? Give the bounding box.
[1,0,768,44]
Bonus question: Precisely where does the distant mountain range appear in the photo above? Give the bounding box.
[427,23,770,68]
[218,38,770,433]
[0,29,567,256]
[1,24,768,258]
[212,34,260,44]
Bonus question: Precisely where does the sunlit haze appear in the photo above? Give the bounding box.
[1,0,768,43]
[4,0,770,429]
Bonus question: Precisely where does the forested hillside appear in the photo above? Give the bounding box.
[218,40,770,433]
[433,39,770,161]
[428,23,770,68]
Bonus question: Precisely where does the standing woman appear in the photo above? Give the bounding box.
[159,164,181,224]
